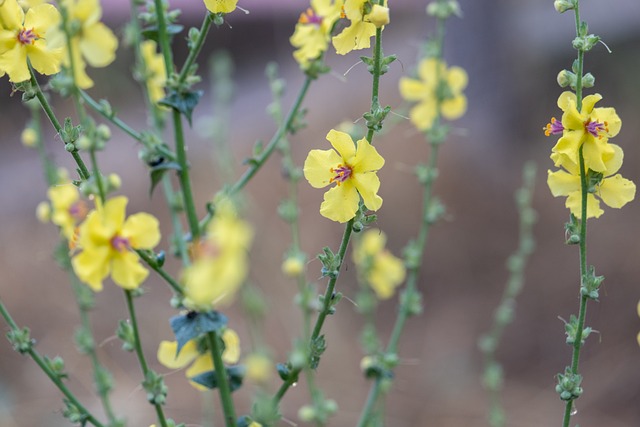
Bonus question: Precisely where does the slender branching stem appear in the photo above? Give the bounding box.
[206,332,237,427]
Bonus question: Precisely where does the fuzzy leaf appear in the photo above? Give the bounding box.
[169,311,228,354]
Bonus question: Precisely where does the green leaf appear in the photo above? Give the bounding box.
[141,24,184,43]
[190,365,245,391]
[149,161,182,196]
[159,90,203,125]
[169,311,228,354]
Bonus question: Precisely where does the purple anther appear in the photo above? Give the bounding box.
[585,120,605,137]
[111,235,130,252]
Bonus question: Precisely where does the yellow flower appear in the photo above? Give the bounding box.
[353,229,405,299]
[157,328,240,390]
[140,40,166,104]
[71,196,161,291]
[399,57,468,131]
[545,92,620,173]
[282,255,305,277]
[289,0,341,69]
[332,0,387,55]
[47,0,118,89]
[547,145,635,219]
[20,126,37,147]
[203,0,237,14]
[18,0,47,10]
[304,129,384,223]
[45,182,88,240]
[367,4,389,28]
[0,0,63,82]
[243,352,272,384]
[182,200,253,310]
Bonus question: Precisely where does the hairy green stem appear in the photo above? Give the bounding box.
[561,2,589,424]
[80,91,144,142]
[135,249,183,294]
[178,13,214,84]
[206,332,237,427]
[29,66,90,180]
[0,299,106,427]
[124,290,168,427]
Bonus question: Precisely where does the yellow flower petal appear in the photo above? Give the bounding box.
[598,174,636,209]
[79,21,118,67]
[441,94,467,120]
[446,66,468,92]
[352,137,384,173]
[157,340,199,369]
[565,192,603,219]
[398,77,428,102]
[0,45,29,82]
[353,172,382,211]
[320,182,359,223]
[222,329,240,364]
[72,246,111,291]
[303,148,343,189]
[110,250,148,289]
[409,99,438,131]
[327,129,356,161]
[186,354,214,391]
[203,0,238,14]
[122,212,161,249]
[547,169,580,197]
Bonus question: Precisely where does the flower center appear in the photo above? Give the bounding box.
[329,164,353,185]
[299,8,322,25]
[110,235,130,252]
[68,201,88,221]
[18,27,38,45]
[584,119,608,138]
[544,117,564,136]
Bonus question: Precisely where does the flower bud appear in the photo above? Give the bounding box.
[21,127,37,147]
[554,0,574,13]
[36,202,51,223]
[96,124,111,141]
[298,405,316,422]
[556,70,572,88]
[366,5,389,28]
[108,173,122,190]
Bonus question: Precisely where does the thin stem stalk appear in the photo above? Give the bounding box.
[206,332,237,427]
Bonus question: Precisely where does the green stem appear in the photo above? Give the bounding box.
[227,77,312,196]
[29,66,90,180]
[80,91,144,142]
[124,290,168,427]
[135,249,183,294]
[206,332,237,427]
[152,0,174,77]
[562,2,589,424]
[366,26,383,143]
[172,110,201,239]
[0,299,106,427]
[178,13,214,84]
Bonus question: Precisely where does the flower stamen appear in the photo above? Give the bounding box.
[18,27,38,45]
[585,120,607,138]
[299,8,322,25]
[110,235,130,252]
[329,164,353,185]
[544,117,564,136]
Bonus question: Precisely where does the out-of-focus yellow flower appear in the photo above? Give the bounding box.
[36,201,51,222]
[545,92,620,173]
[20,127,38,147]
[47,0,118,89]
[157,328,240,390]
[332,0,387,55]
[44,183,88,240]
[547,145,635,219]
[18,0,47,10]
[399,57,468,131]
[290,0,341,68]
[304,129,384,223]
[203,0,237,14]
[0,0,63,82]
[353,229,405,299]
[71,196,160,291]
[182,200,253,310]
[244,352,272,384]
[282,256,305,277]
[140,40,166,104]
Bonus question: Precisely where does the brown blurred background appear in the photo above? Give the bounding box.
[1,1,640,426]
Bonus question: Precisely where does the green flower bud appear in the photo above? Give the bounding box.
[554,0,575,13]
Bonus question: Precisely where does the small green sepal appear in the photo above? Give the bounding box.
[44,355,68,379]
[318,247,341,278]
[309,334,327,369]
[555,367,583,401]
[169,310,228,354]
[63,399,89,425]
[142,369,168,405]
[581,265,603,300]
[116,320,135,352]
[7,327,34,354]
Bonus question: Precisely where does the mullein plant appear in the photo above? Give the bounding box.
[354,1,466,425]
[546,1,635,425]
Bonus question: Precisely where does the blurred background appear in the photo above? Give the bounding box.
[1,0,640,426]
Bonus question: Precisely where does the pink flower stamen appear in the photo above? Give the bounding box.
[544,117,564,136]
[299,8,322,25]
[18,27,38,45]
[111,235,130,252]
[585,120,607,138]
[329,164,352,185]
[69,201,88,221]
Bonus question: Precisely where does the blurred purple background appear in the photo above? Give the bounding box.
[1,1,640,426]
